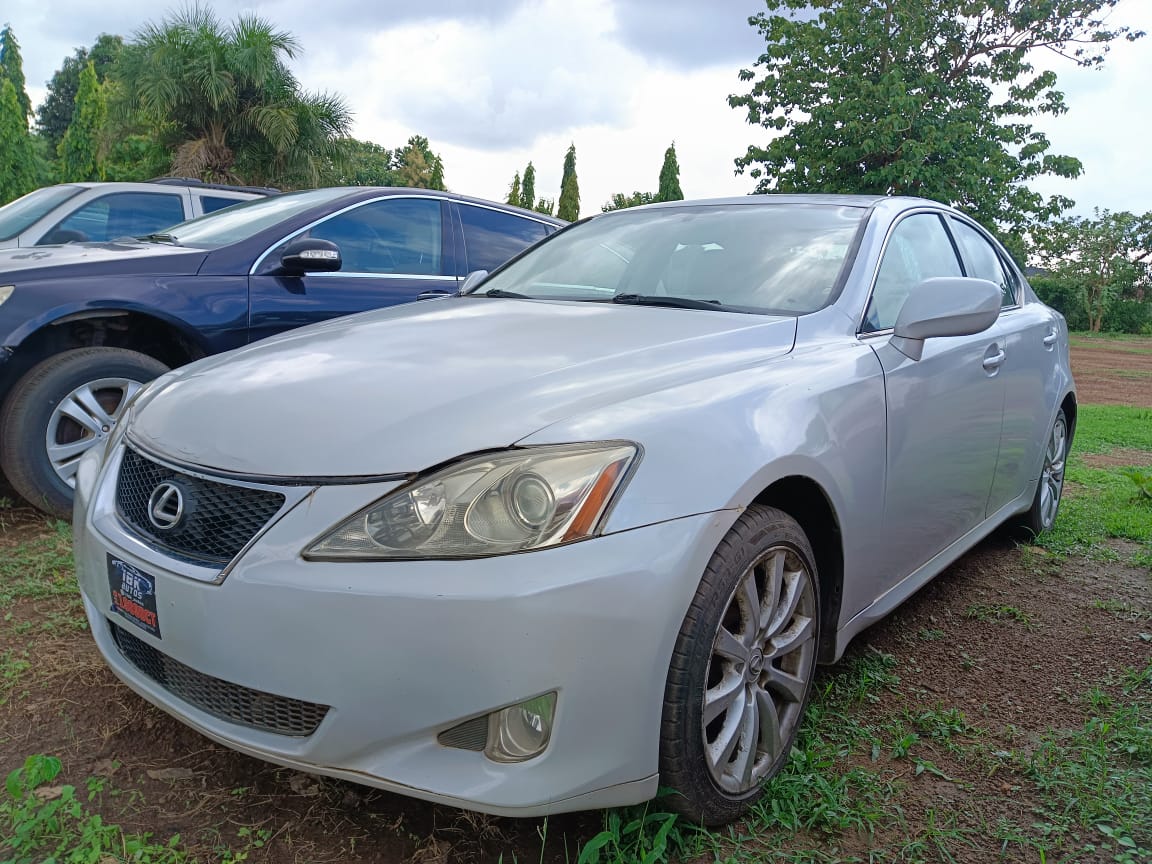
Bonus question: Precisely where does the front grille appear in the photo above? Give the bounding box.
[109,621,329,737]
[116,447,285,566]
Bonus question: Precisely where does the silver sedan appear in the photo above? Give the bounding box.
[72,194,1073,825]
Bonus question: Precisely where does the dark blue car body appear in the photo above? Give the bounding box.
[0,187,563,514]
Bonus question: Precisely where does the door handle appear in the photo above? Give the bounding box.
[982,349,1006,371]
[1043,330,1058,347]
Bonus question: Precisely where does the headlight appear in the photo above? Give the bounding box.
[305,442,638,560]
[0,286,13,306]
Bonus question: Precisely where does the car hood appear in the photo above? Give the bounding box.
[130,298,798,477]
[0,240,205,279]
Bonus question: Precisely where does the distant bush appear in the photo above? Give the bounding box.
[1030,274,1151,334]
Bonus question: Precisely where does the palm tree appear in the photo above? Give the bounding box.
[113,6,351,186]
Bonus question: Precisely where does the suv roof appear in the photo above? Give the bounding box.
[147,177,281,196]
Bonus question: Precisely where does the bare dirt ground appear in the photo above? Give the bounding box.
[1,336,1149,863]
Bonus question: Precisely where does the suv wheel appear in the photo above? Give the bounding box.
[0,348,168,518]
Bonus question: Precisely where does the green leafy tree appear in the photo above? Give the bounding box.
[59,62,106,182]
[0,80,36,203]
[330,138,395,186]
[1031,210,1152,333]
[656,142,683,202]
[0,25,30,123]
[522,162,537,214]
[729,0,1143,245]
[506,171,522,207]
[602,191,655,212]
[534,198,555,217]
[557,143,580,221]
[112,7,351,187]
[394,135,447,189]
[37,34,123,151]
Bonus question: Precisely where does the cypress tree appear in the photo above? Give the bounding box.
[656,142,683,202]
[59,61,106,182]
[0,26,31,123]
[507,172,522,207]
[521,162,536,214]
[0,80,36,203]
[557,143,580,221]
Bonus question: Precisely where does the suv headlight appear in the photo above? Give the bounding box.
[305,442,638,560]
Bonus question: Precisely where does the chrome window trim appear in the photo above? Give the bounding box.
[855,207,957,336]
[248,193,451,277]
[855,207,1022,338]
[455,199,558,229]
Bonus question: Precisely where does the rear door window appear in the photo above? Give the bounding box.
[459,204,551,272]
[950,219,1018,307]
[199,195,249,215]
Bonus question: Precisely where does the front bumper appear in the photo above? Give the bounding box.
[74,446,735,816]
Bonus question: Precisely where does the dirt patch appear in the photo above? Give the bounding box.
[1082,448,1152,468]
[1070,337,1152,407]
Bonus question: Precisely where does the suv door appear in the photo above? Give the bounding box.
[247,196,457,343]
[862,211,1007,580]
[950,217,1060,515]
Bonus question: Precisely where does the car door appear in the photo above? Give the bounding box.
[862,211,1007,581]
[247,195,457,343]
[950,217,1059,515]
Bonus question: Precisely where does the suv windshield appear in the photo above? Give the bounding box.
[152,188,354,249]
[472,203,866,315]
[0,185,84,242]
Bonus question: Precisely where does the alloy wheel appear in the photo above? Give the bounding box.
[45,377,144,487]
[1039,414,1067,530]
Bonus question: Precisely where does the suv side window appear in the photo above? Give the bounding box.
[950,219,1017,306]
[459,204,550,272]
[306,197,443,275]
[863,213,963,332]
[199,195,247,215]
[42,192,187,244]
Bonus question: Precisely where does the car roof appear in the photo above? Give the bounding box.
[317,187,568,225]
[610,193,952,213]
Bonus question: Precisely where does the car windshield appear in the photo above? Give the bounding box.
[151,188,354,249]
[471,203,866,315]
[0,185,85,242]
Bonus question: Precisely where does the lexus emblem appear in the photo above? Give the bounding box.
[147,482,185,531]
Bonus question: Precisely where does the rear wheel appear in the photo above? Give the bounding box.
[659,505,820,825]
[0,348,168,518]
[1014,408,1068,538]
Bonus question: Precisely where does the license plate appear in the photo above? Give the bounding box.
[107,555,161,638]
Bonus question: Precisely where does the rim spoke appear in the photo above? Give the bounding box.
[706,687,746,771]
[57,397,105,436]
[732,688,759,786]
[759,550,785,632]
[769,614,815,659]
[704,671,744,725]
[756,686,783,760]
[737,570,760,645]
[114,381,143,419]
[71,386,118,430]
[713,626,747,663]
[767,571,803,637]
[765,665,807,704]
[47,437,99,465]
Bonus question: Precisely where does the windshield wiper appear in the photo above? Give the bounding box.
[612,293,723,311]
[135,233,181,245]
[483,288,532,299]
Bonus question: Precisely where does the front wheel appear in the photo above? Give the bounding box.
[0,348,169,518]
[659,505,820,825]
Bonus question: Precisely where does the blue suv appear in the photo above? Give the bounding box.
[0,187,563,515]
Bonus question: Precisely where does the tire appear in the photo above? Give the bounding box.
[0,348,168,518]
[1014,408,1069,539]
[659,505,821,825]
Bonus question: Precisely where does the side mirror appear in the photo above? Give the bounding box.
[890,277,1001,361]
[278,238,342,276]
[459,269,489,293]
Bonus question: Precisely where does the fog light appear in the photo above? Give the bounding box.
[485,692,556,762]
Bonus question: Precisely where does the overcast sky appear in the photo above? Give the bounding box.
[6,0,1149,218]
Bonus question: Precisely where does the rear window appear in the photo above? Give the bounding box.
[199,195,248,215]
